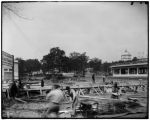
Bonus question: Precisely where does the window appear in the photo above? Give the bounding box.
[129,68,137,74]
[121,68,128,74]
[138,67,148,74]
[4,69,8,71]
[9,69,12,72]
[114,69,120,74]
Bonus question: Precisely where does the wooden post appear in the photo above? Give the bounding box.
[7,89,10,99]
[12,55,14,82]
[27,90,29,98]
[40,87,43,95]
[15,97,27,103]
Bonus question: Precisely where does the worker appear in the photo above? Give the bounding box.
[111,82,120,99]
[42,84,64,118]
[134,85,138,93]
[66,86,78,117]
[92,73,95,84]
[9,81,18,98]
[41,79,44,87]
[103,75,106,83]
[113,82,120,93]
[18,79,23,89]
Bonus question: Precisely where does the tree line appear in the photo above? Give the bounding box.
[16,47,138,77]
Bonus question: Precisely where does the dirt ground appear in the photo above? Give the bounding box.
[2,76,148,118]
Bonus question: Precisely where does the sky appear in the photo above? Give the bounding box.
[2,2,148,62]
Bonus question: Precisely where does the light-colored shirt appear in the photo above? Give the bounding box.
[46,89,64,104]
[70,89,77,101]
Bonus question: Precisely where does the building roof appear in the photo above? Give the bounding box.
[121,50,131,56]
[111,58,148,68]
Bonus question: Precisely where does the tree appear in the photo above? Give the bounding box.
[15,57,26,78]
[69,52,89,75]
[61,56,70,72]
[25,59,41,74]
[41,47,66,73]
[132,57,138,61]
[16,58,41,77]
[88,58,102,74]
[79,52,89,75]
[101,62,111,76]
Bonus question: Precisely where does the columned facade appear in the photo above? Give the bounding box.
[111,61,148,77]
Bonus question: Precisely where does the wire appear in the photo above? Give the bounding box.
[3,3,33,20]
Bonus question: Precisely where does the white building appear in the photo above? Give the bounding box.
[2,51,14,84]
[111,58,148,78]
[121,50,132,61]
[2,51,19,91]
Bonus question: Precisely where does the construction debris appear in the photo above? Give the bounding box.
[2,78,148,118]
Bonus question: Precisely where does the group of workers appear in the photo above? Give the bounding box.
[41,73,100,118]
[42,74,107,118]
[9,81,78,118]
[42,84,78,118]
[43,77,119,118]
[7,74,121,118]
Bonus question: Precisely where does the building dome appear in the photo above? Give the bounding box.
[121,50,132,61]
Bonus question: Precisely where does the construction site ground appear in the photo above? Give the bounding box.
[2,76,148,118]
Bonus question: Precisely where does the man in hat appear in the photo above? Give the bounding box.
[43,84,64,118]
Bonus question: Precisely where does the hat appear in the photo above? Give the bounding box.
[66,86,70,90]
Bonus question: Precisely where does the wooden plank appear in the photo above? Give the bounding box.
[78,95,127,102]
[97,86,104,94]
[15,97,27,103]
[22,83,147,96]
[96,112,129,118]
[59,109,73,114]
[92,87,101,96]
[23,99,47,102]
[79,89,85,96]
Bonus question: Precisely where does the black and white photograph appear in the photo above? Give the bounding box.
[2,1,148,118]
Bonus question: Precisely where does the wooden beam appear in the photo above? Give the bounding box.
[21,83,147,98]
[26,91,29,98]
[97,86,104,94]
[40,88,43,95]
[92,87,101,96]
[79,89,85,96]
[6,89,10,99]
[78,95,127,102]
[15,97,27,103]
[95,112,129,118]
